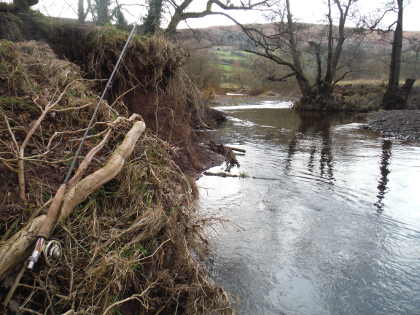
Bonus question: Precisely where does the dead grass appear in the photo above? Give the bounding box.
[0,40,231,314]
[44,25,211,173]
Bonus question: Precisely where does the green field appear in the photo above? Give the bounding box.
[210,47,251,79]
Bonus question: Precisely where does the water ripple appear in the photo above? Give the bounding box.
[199,104,420,315]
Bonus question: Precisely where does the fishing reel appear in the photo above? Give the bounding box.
[27,238,62,270]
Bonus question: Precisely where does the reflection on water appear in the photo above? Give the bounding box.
[198,101,420,315]
[375,140,392,213]
[286,113,335,182]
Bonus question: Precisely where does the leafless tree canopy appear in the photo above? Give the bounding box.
[230,0,371,109]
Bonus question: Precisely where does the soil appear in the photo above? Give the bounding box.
[0,19,233,313]
[367,110,420,141]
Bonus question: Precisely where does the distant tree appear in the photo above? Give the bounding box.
[78,0,90,23]
[407,37,420,78]
[184,49,222,89]
[96,0,111,25]
[140,0,269,36]
[382,0,416,109]
[81,0,127,27]
[112,3,128,29]
[236,0,362,110]
[143,0,164,34]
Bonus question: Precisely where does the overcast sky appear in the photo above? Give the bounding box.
[34,0,420,31]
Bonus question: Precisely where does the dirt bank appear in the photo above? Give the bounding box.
[367,110,420,141]
[0,11,231,314]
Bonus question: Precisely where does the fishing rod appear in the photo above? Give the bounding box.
[27,21,140,271]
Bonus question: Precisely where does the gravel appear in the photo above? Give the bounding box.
[367,110,420,141]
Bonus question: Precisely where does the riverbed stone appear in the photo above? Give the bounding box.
[367,110,420,141]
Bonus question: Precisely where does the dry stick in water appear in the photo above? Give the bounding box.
[225,146,246,153]
[0,115,146,280]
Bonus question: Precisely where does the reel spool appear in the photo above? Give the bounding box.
[43,240,62,266]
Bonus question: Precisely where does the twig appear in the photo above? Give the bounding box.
[102,282,156,315]
[52,103,93,112]
[137,239,171,262]
[2,262,26,307]
[3,80,81,201]
[0,117,146,279]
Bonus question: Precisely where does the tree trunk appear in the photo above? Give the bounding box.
[382,0,406,109]
[143,0,164,34]
[414,50,419,77]
[388,0,403,91]
[165,11,183,36]
[78,0,86,23]
[96,0,110,25]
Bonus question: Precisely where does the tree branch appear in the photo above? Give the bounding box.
[0,115,146,280]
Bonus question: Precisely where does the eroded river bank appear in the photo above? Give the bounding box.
[199,99,420,315]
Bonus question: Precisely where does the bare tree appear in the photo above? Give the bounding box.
[162,0,270,36]
[113,2,129,28]
[82,0,127,27]
[78,0,91,23]
[235,0,362,110]
[143,0,164,34]
[96,0,111,25]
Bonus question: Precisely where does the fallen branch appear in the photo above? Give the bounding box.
[203,171,281,181]
[203,171,245,178]
[0,115,146,280]
[225,146,246,153]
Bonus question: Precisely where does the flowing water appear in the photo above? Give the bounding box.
[197,100,420,315]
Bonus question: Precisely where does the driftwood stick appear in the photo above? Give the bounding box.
[59,119,145,221]
[203,171,244,178]
[225,146,246,153]
[203,171,281,181]
[37,184,67,239]
[0,117,146,280]
[67,129,112,188]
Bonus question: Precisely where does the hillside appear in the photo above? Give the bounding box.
[178,22,420,91]
[178,22,420,50]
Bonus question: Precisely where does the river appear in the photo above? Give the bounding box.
[197,100,420,315]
